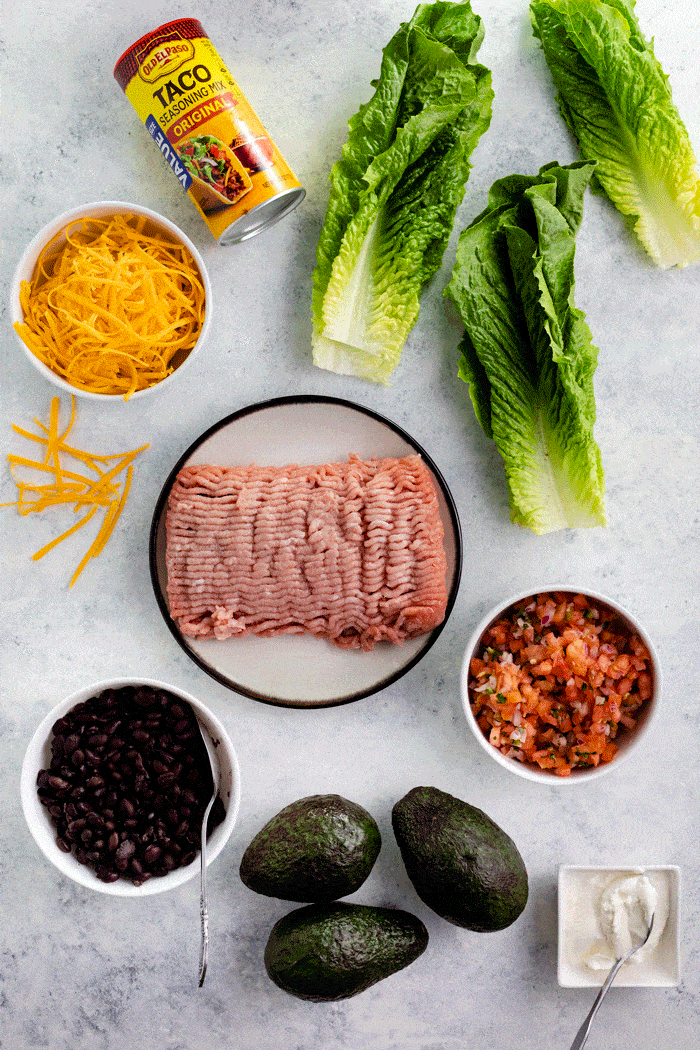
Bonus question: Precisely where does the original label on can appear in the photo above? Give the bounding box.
[114,19,305,243]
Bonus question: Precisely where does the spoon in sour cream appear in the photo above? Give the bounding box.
[568,911,655,1050]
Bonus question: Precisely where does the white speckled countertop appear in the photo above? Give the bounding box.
[2,1,699,1047]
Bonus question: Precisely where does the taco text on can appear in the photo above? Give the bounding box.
[114,19,305,244]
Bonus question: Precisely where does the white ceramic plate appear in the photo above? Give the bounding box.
[150,396,462,707]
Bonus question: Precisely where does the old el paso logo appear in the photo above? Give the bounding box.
[138,39,195,83]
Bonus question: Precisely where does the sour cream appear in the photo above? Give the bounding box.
[558,866,679,987]
[584,872,668,969]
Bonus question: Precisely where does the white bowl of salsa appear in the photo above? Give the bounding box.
[460,587,661,784]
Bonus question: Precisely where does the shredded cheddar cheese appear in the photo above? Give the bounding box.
[14,213,205,401]
[3,396,149,587]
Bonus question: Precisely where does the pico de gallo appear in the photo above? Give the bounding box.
[469,592,653,776]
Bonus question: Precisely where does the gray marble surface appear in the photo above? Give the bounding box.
[2,1,699,1047]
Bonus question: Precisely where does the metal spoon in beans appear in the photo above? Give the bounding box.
[37,685,225,975]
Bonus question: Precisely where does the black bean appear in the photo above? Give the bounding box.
[143,844,161,865]
[95,867,120,883]
[116,839,136,860]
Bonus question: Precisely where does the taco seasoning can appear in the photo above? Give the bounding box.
[114,19,305,244]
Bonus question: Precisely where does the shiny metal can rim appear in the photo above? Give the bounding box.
[218,187,306,245]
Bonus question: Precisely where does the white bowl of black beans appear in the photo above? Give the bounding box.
[20,678,241,896]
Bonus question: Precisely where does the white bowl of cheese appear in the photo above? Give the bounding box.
[11,201,211,401]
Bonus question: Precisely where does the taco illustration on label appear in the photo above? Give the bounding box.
[178,134,252,213]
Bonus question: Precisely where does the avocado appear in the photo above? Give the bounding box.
[391,786,528,932]
[264,901,428,1001]
[239,794,381,902]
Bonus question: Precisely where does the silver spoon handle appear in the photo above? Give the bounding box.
[198,796,214,987]
[198,895,209,987]
[568,957,626,1050]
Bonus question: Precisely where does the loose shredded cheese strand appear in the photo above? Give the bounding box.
[32,506,99,561]
[13,213,205,401]
[3,396,149,586]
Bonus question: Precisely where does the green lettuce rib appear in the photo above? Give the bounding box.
[530,0,700,269]
[312,1,493,382]
[446,161,606,534]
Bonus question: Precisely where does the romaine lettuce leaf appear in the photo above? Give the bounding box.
[530,0,700,269]
[312,1,493,382]
[446,161,607,534]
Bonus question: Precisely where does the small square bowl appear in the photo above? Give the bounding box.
[10,201,211,401]
[557,865,681,987]
[459,585,661,784]
[20,677,240,896]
